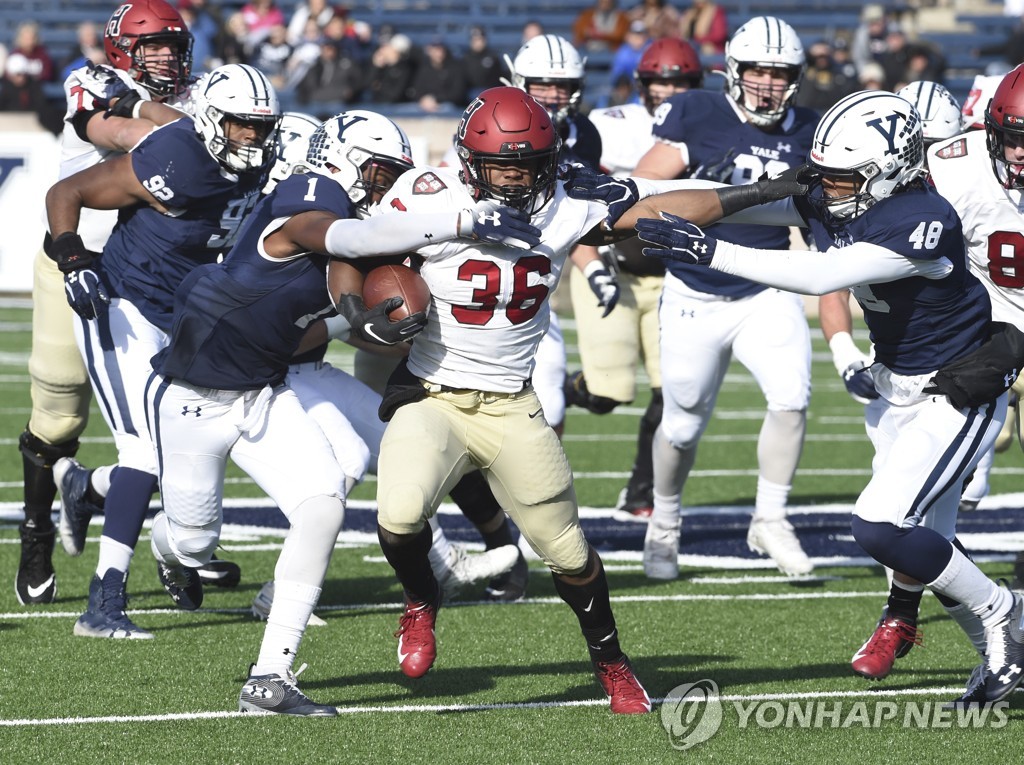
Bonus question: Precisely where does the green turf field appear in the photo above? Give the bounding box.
[0,299,1020,763]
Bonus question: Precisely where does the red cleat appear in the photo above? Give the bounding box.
[851,611,922,680]
[594,655,652,714]
[395,598,438,679]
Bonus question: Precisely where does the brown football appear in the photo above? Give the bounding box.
[362,264,430,320]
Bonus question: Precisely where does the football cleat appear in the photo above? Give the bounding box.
[239,665,337,716]
[982,589,1024,703]
[613,486,653,523]
[395,595,439,678]
[1013,551,1024,591]
[251,580,327,627]
[593,655,652,714]
[196,554,242,588]
[643,519,680,580]
[15,522,57,605]
[436,543,519,600]
[53,457,103,557]
[944,663,986,709]
[850,608,923,680]
[73,568,152,639]
[156,561,204,610]
[747,518,814,576]
[483,548,529,601]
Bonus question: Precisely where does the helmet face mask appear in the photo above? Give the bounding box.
[104,0,193,98]
[725,16,804,128]
[305,110,415,217]
[456,86,561,216]
[896,81,964,147]
[264,111,321,195]
[507,34,585,127]
[635,38,703,114]
[192,64,281,174]
[809,90,926,223]
[985,64,1024,190]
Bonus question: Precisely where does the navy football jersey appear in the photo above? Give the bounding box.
[795,185,991,375]
[154,173,358,389]
[653,89,817,297]
[560,113,603,171]
[99,119,266,332]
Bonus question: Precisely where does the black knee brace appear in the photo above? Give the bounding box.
[19,428,79,469]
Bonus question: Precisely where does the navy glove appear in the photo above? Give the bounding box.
[464,199,541,249]
[77,63,141,117]
[336,294,426,346]
[563,172,640,229]
[841,360,879,404]
[635,212,718,265]
[583,259,619,317]
[51,233,110,320]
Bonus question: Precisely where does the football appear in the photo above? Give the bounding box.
[362,264,431,320]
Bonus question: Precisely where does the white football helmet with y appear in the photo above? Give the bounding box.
[809,90,926,222]
[897,81,964,146]
[305,110,415,217]
[192,63,282,174]
[725,16,805,128]
[264,111,321,194]
[504,34,586,126]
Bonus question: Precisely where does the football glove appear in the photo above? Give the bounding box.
[77,63,142,117]
[51,232,110,320]
[462,199,541,249]
[336,294,426,346]
[841,360,879,404]
[716,163,816,216]
[563,171,639,229]
[635,212,718,266]
[583,259,619,317]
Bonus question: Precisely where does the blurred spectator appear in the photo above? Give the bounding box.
[1007,0,1024,16]
[463,26,503,98]
[605,73,634,107]
[678,0,727,55]
[178,0,221,74]
[410,38,467,111]
[521,20,545,47]
[850,4,891,73]
[286,0,337,46]
[607,21,650,98]
[858,61,886,90]
[627,0,680,40]
[296,37,363,106]
[60,21,105,82]
[241,0,287,47]
[796,39,858,112]
[368,33,416,103]
[218,11,257,64]
[253,24,292,90]
[573,0,631,53]
[878,26,944,91]
[0,43,8,77]
[283,17,322,90]
[10,21,54,82]
[0,52,62,132]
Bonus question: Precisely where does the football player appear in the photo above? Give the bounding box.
[630,89,1024,706]
[15,0,203,608]
[44,63,281,638]
[629,17,817,578]
[145,110,533,715]
[567,38,704,521]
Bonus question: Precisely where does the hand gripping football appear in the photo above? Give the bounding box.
[362,264,430,320]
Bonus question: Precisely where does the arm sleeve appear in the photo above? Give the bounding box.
[324,209,463,258]
[710,240,954,296]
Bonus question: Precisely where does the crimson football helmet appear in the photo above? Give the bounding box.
[104,0,193,98]
[456,86,561,215]
[986,64,1024,190]
[635,38,703,114]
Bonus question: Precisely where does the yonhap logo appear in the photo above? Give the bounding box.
[661,679,723,750]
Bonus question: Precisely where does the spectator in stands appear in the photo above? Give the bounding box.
[282,17,322,90]
[410,38,467,112]
[241,0,287,47]
[10,21,54,83]
[296,34,363,107]
[607,21,650,101]
[878,25,944,91]
[678,0,727,55]
[463,26,503,98]
[850,4,891,73]
[286,0,337,46]
[796,38,858,112]
[59,22,105,83]
[368,32,416,103]
[0,52,62,133]
[253,23,292,91]
[858,60,886,90]
[574,0,631,53]
[217,10,257,65]
[627,0,680,41]
[521,20,545,47]
[178,0,221,74]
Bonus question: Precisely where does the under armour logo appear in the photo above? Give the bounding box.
[777,142,791,153]
[680,309,696,318]
[999,664,1022,685]
[181,406,202,417]
[1005,369,1018,387]
[694,242,708,254]
[248,683,269,699]
[478,211,501,225]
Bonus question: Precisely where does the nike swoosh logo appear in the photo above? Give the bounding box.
[528,409,543,419]
[583,597,594,613]
[27,575,54,598]
[398,648,410,663]
[363,324,395,345]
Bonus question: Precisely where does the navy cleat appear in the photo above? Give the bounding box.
[483,548,529,601]
[945,663,986,709]
[53,457,103,557]
[197,554,242,588]
[156,561,204,610]
[983,590,1024,703]
[74,568,152,639]
[239,665,337,716]
[15,522,57,605]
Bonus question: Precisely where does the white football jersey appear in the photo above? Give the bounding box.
[587,102,654,176]
[928,129,1024,332]
[380,167,606,392]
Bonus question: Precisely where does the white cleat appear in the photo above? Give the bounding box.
[643,521,680,580]
[747,518,813,576]
[251,581,328,627]
[436,543,519,600]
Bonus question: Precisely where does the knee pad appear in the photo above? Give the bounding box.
[155,511,221,568]
[661,407,704,451]
[19,428,78,469]
[378,482,430,535]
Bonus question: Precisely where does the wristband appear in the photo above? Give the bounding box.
[828,331,866,374]
[583,259,605,279]
[50,232,94,274]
